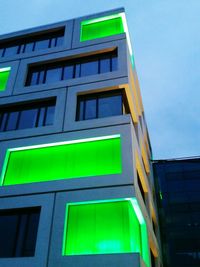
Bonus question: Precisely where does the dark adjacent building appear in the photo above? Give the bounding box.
[153,157,200,267]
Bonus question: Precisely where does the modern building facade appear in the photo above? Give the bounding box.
[0,8,162,267]
[153,158,200,267]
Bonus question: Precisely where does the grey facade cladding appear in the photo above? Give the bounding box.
[0,7,161,267]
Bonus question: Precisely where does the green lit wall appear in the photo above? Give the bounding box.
[1,136,122,186]
[0,67,11,91]
[63,199,150,267]
[80,14,124,42]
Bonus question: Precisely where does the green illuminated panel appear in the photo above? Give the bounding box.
[63,198,150,267]
[81,14,124,42]
[1,135,122,186]
[0,67,11,91]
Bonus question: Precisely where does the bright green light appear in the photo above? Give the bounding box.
[80,13,125,42]
[1,135,122,186]
[62,198,150,267]
[0,67,11,91]
[127,198,150,267]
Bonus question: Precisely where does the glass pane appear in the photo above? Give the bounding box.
[0,48,4,57]
[34,39,49,51]
[30,72,39,86]
[18,44,25,54]
[77,100,84,121]
[18,109,38,129]
[56,36,64,46]
[37,107,45,127]
[0,208,40,258]
[75,64,81,78]
[0,214,18,257]
[0,113,8,132]
[85,98,97,120]
[98,95,122,118]
[80,60,98,77]
[63,65,74,80]
[38,70,45,84]
[21,211,40,256]
[24,42,34,53]
[6,111,19,131]
[100,57,110,73]
[50,38,57,48]
[45,106,55,125]
[4,46,18,57]
[45,67,62,84]
[111,56,117,71]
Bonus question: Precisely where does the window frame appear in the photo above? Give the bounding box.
[25,49,118,86]
[0,97,56,132]
[0,206,41,258]
[0,28,65,58]
[76,89,129,121]
[0,194,54,267]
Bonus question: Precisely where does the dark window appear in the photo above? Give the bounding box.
[0,113,8,131]
[0,48,4,57]
[26,50,118,86]
[37,107,46,127]
[76,89,128,121]
[84,98,97,120]
[45,106,55,125]
[63,64,74,80]
[150,250,156,267]
[3,46,19,57]
[18,109,38,130]
[0,207,40,257]
[100,56,111,73]
[137,171,146,203]
[0,98,56,132]
[6,111,19,131]
[23,42,34,53]
[0,28,64,58]
[45,66,62,84]
[56,36,64,47]
[80,59,99,77]
[75,63,81,78]
[152,219,157,234]
[34,39,50,51]
[28,72,38,86]
[98,94,122,118]
[111,55,118,71]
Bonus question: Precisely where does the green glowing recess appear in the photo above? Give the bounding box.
[80,13,125,42]
[0,67,11,92]
[1,135,122,186]
[63,198,150,267]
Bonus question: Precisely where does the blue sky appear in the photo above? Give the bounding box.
[1,0,199,159]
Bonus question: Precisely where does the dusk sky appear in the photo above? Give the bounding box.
[1,0,199,159]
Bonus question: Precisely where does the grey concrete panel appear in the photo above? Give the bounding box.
[48,186,140,267]
[64,77,129,132]
[0,193,54,267]
[14,39,128,94]
[0,60,20,98]
[72,7,126,49]
[0,124,134,197]
[0,88,67,141]
[50,253,142,267]
[0,20,74,63]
